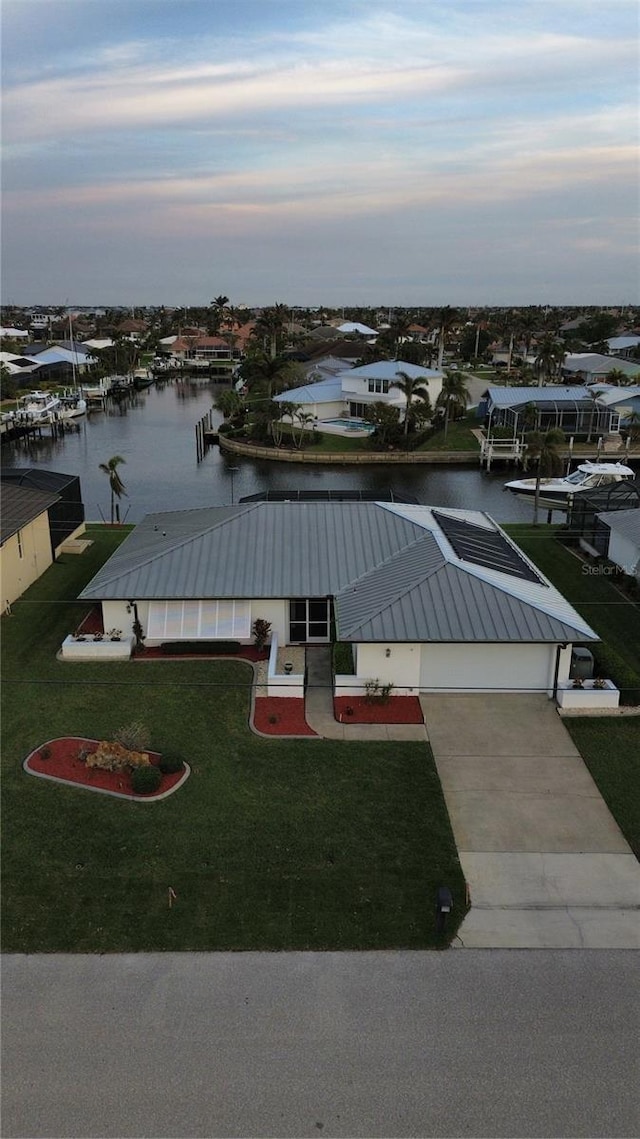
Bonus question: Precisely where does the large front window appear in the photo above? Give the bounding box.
[289,598,331,643]
[367,379,390,394]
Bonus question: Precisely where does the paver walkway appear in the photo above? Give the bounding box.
[422,693,640,948]
[304,647,427,741]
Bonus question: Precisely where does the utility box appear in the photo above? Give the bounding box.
[570,647,594,680]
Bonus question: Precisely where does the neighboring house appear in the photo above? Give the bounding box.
[275,360,443,424]
[588,384,640,426]
[0,327,30,339]
[479,386,620,436]
[168,335,241,378]
[78,501,597,695]
[566,479,640,557]
[0,469,85,556]
[334,322,378,339]
[595,509,640,581]
[0,484,60,612]
[0,351,40,377]
[81,338,115,351]
[116,319,148,341]
[605,336,640,359]
[22,345,96,374]
[562,353,640,383]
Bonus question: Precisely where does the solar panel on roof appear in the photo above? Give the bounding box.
[432,511,545,584]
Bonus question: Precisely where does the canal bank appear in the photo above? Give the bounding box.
[217,435,479,464]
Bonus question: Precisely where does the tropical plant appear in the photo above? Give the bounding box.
[605,369,626,387]
[114,720,151,752]
[252,618,272,650]
[98,454,127,523]
[435,306,459,369]
[435,370,470,439]
[524,428,565,525]
[362,402,402,447]
[215,389,245,420]
[131,765,162,795]
[391,371,432,436]
[534,335,565,385]
[253,303,289,358]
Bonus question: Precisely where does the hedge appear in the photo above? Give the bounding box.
[160,640,241,655]
[591,642,640,705]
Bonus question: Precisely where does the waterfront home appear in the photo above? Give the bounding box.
[479,385,621,437]
[274,360,443,426]
[77,501,597,696]
[0,483,60,612]
[1,468,85,557]
[562,353,640,384]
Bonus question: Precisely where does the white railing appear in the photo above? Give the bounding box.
[267,634,304,698]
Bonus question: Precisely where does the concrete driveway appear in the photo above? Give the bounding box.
[422,694,640,948]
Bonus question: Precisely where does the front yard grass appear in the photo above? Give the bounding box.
[563,719,640,858]
[1,527,465,952]
[416,412,480,452]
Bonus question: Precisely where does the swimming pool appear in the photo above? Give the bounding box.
[319,417,375,434]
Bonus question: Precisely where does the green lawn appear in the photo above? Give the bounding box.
[417,412,480,452]
[564,719,640,858]
[1,527,465,952]
[505,525,640,674]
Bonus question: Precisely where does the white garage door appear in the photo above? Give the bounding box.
[420,643,553,693]
[147,600,251,640]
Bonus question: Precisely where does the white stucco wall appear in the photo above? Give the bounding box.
[354,643,421,694]
[101,600,134,638]
[250,600,288,644]
[608,532,640,580]
[419,642,559,694]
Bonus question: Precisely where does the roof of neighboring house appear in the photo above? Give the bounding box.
[606,336,640,351]
[0,327,30,338]
[274,377,342,405]
[341,360,442,381]
[1,467,80,494]
[23,347,96,367]
[78,502,597,644]
[484,385,592,408]
[588,384,640,407]
[596,508,640,545]
[0,484,60,544]
[563,354,640,377]
[116,319,148,333]
[335,322,378,336]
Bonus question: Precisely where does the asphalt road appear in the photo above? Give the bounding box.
[2,951,638,1139]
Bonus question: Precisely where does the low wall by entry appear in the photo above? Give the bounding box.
[267,635,304,698]
[61,635,135,661]
[556,679,620,709]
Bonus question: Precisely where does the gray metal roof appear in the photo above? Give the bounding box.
[0,484,60,544]
[79,502,598,644]
[596,508,640,544]
[485,385,591,408]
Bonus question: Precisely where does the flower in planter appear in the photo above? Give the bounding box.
[107,628,122,641]
[72,631,86,641]
[593,677,607,689]
[572,677,584,689]
[93,632,104,642]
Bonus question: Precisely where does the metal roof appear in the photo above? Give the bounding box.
[0,484,60,544]
[485,385,591,408]
[80,502,597,645]
[596,508,640,544]
[273,377,342,405]
[1,468,80,494]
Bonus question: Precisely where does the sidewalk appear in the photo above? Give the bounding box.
[304,647,428,741]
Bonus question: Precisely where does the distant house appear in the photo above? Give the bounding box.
[275,360,443,425]
[596,509,640,581]
[565,479,640,556]
[0,484,60,612]
[605,336,640,360]
[479,385,620,436]
[116,319,148,342]
[169,335,241,379]
[78,501,597,696]
[334,321,378,339]
[562,353,640,384]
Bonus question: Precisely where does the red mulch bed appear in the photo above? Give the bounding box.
[134,645,268,662]
[334,696,424,724]
[254,698,317,736]
[76,607,103,635]
[24,737,187,800]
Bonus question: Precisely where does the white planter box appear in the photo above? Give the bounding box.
[61,635,134,661]
[556,679,620,709]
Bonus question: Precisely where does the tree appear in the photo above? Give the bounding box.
[534,335,565,385]
[363,402,402,448]
[209,295,230,335]
[391,371,432,437]
[99,455,127,524]
[605,369,626,387]
[524,428,565,525]
[215,389,245,421]
[435,370,470,438]
[253,303,289,358]
[435,306,459,369]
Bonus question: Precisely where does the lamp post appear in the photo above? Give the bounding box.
[228,465,239,505]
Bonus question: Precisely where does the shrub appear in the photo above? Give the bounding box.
[160,640,241,655]
[114,720,151,751]
[333,642,355,675]
[252,618,272,650]
[591,642,640,706]
[39,746,51,761]
[158,753,184,774]
[131,765,162,795]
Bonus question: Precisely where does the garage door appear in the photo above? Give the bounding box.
[420,643,553,692]
[147,600,251,640]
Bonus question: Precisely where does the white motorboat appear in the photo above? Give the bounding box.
[505,462,635,508]
[59,392,87,419]
[16,391,62,423]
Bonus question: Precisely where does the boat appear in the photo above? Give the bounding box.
[505,462,635,508]
[133,368,154,390]
[59,391,87,419]
[16,391,62,424]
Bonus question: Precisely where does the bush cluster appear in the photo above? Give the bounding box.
[131,765,162,794]
[158,753,184,774]
[114,720,151,752]
[591,642,640,706]
[160,640,241,655]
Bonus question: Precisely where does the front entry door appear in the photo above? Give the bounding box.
[289,598,331,643]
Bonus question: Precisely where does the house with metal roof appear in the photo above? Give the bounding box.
[78,501,597,696]
[595,508,640,581]
[0,468,85,556]
[562,353,640,383]
[274,360,443,427]
[479,386,620,437]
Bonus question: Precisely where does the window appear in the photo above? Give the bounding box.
[147,600,251,640]
[367,379,390,394]
[289,598,331,642]
[17,530,23,559]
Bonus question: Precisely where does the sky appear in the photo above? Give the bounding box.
[1,0,638,307]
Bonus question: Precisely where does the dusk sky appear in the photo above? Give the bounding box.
[1,0,638,307]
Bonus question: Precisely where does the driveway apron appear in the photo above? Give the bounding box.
[421,694,640,948]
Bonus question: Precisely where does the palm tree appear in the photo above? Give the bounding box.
[254,303,289,358]
[215,389,245,420]
[605,368,626,387]
[524,428,565,525]
[436,370,470,439]
[99,455,127,524]
[436,306,458,369]
[534,335,565,386]
[390,371,432,437]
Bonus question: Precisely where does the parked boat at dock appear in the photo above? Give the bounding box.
[504,462,635,508]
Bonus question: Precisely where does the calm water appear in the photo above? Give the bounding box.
[2,380,533,523]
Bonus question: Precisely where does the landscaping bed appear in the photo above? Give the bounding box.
[24,737,188,800]
[253,697,317,736]
[334,696,424,724]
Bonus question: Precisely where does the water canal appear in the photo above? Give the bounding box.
[1,380,534,524]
